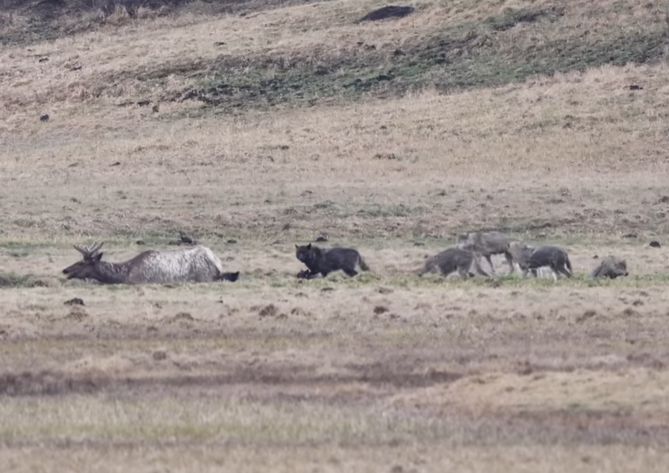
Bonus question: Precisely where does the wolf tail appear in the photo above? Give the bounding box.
[358,255,370,271]
[219,271,240,282]
[588,264,600,279]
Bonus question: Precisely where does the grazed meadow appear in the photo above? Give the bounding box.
[1,0,669,471]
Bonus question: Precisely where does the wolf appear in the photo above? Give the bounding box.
[590,255,629,279]
[417,247,493,279]
[456,230,519,275]
[515,244,573,280]
[508,240,535,269]
[295,243,370,279]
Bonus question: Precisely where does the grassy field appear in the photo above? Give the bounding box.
[2,0,669,471]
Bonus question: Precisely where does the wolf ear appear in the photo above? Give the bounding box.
[295,244,299,249]
[306,243,312,249]
[94,253,103,262]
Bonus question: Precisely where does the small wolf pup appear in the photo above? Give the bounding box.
[589,255,629,279]
[417,247,492,279]
[295,243,370,279]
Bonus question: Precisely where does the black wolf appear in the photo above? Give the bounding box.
[295,243,370,279]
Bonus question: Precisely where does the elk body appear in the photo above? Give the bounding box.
[62,242,239,284]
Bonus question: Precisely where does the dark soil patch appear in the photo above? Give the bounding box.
[64,297,85,306]
[0,358,463,397]
[118,364,462,391]
[0,371,103,396]
[358,5,414,23]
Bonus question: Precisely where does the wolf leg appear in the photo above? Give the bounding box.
[484,255,497,276]
[504,252,515,274]
[457,266,470,279]
[471,256,492,279]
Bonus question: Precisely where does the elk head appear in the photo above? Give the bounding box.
[62,241,105,280]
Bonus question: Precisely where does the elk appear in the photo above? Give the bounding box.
[62,242,239,285]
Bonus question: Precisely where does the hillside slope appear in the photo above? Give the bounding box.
[1,0,667,114]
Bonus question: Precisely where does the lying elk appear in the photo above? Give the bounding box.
[62,242,240,284]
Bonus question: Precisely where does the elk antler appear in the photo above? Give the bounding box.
[73,241,104,257]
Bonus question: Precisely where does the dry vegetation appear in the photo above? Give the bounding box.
[2,0,669,471]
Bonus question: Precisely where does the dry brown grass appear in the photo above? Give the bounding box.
[2,0,669,471]
[2,62,669,240]
[3,444,669,473]
[2,269,669,471]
